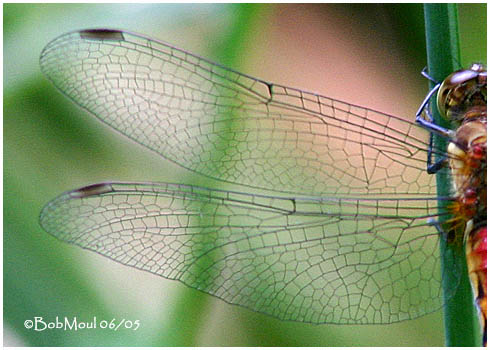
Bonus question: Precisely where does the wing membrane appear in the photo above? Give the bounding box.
[40,181,455,324]
[39,29,444,196]
[40,29,464,324]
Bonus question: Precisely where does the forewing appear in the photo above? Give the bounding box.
[39,29,440,196]
[40,181,454,324]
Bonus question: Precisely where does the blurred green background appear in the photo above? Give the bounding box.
[4,3,486,346]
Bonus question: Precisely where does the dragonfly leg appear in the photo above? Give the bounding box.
[415,99,452,173]
[427,217,457,243]
[427,217,447,237]
[415,102,454,139]
[415,71,454,174]
[420,67,439,84]
[426,134,448,174]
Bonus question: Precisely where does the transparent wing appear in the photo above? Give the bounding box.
[40,181,459,324]
[39,29,445,197]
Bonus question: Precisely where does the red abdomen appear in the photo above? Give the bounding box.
[466,226,487,346]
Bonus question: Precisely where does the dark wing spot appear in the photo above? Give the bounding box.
[70,183,113,198]
[79,29,125,41]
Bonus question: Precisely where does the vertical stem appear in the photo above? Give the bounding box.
[423,4,478,346]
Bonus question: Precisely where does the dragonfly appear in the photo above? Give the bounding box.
[39,29,486,344]
[416,63,487,345]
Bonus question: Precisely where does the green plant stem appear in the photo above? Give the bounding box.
[423,4,479,347]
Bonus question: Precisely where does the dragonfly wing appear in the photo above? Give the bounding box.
[39,29,441,196]
[40,181,458,324]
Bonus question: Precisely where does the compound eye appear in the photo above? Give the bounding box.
[436,65,483,120]
[436,86,450,117]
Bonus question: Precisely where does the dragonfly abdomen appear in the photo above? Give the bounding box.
[466,225,487,347]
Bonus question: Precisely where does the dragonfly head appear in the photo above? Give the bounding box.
[437,63,487,123]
